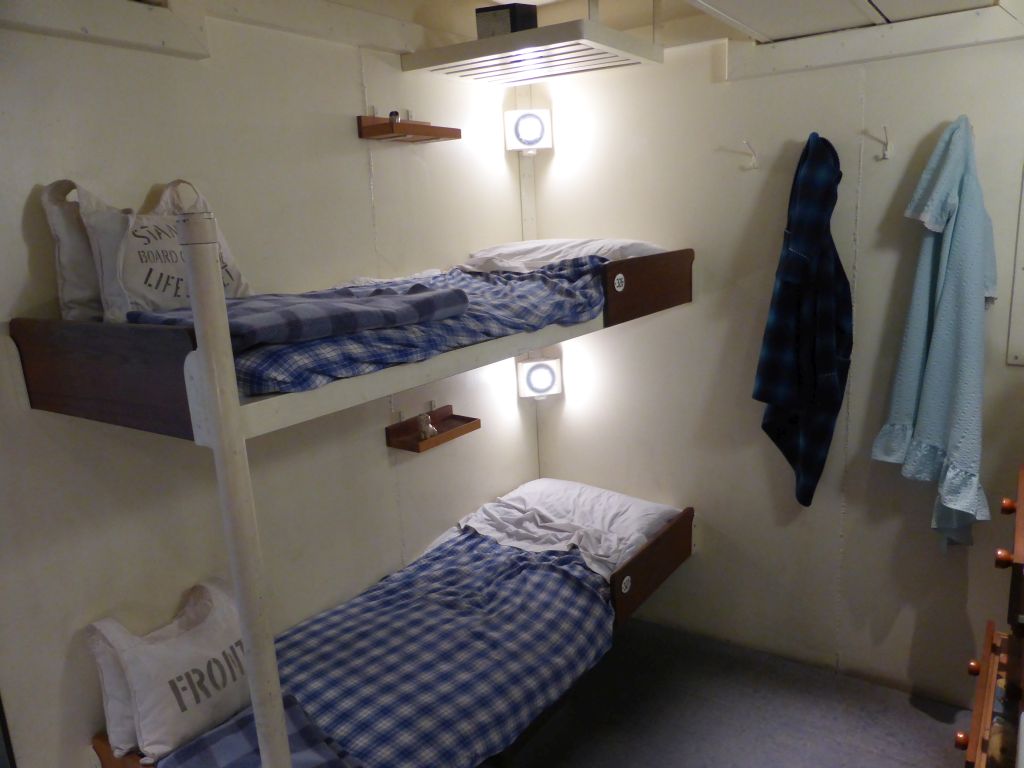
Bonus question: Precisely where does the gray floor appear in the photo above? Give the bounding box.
[504,621,971,768]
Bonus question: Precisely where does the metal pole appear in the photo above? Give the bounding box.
[178,212,292,768]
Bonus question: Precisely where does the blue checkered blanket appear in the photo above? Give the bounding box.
[275,529,615,768]
[128,285,470,353]
[157,693,364,768]
[135,256,604,395]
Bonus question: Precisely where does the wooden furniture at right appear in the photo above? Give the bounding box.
[956,464,1024,767]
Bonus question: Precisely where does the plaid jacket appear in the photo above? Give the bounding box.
[753,133,852,506]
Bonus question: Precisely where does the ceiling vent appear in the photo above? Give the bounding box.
[401,19,663,85]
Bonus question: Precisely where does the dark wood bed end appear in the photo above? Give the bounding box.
[610,507,694,626]
[602,248,694,326]
[9,318,196,440]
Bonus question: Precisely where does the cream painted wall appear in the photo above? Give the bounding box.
[0,12,532,768]
[535,40,1024,705]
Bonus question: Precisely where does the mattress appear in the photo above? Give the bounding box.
[130,255,606,396]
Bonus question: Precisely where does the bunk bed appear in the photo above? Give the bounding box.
[7,215,696,768]
[9,245,694,444]
[90,484,695,768]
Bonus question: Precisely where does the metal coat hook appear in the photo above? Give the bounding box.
[742,140,759,170]
[880,125,892,160]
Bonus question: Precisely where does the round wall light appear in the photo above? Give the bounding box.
[504,109,553,153]
[517,358,563,399]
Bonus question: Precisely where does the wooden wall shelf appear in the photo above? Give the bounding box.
[357,115,461,143]
[385,404,479,452]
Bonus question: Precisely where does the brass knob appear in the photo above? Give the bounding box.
[968,659,981,676]
[1002,497,1018,515]
[955,731,969,750]
[995,548,1014,568]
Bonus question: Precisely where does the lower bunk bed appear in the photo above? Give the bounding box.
[89,479,695,768]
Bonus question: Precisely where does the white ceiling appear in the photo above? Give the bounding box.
[689,0,994,42]
[332,0,998,45]
[877,0,992,21]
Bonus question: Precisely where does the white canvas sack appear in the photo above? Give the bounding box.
[90,580,250,763]
[85,626,138,757]
[79,180,251,322]
[41,180,128,321]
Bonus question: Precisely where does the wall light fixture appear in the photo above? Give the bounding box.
[517,358,563,399]
[504,109,553,155]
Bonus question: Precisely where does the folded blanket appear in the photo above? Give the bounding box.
[157,693,364,768]
[128,284,469,352]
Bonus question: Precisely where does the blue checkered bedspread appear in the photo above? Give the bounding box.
[275,529,615,768]
[157,693,364,768]
[128,284,470,354]
[135,255,604,395]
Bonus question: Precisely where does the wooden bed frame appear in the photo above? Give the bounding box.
[89,506,695,768]
[9,249,694,442]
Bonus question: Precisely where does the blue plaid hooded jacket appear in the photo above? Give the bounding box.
[753,133,852,506]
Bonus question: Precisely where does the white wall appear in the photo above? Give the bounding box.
[0,12,536,768]
[535,39,1024,705]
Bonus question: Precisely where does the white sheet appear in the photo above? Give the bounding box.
[459,238,665,274]
[428,479,684,581]
[498,478,680,542]
[454,479,680,581]
[459,500,645,581]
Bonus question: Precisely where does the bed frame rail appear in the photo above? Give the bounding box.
[610,507,694,626]
[9,318,196,439]
[603,248,694,326]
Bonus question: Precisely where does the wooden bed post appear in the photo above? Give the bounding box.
[179,213,292,768]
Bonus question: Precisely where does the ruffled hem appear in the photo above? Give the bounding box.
[900,439,945,482]
[871,423,912,463]
[935,461,990,522]
[873,426,991,526]
[933,503,981,546]
[930,463,990,546]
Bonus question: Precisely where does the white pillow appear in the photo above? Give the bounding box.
[499,478,679,543]
[40,180,129,321]
[88,580,250,763]
[461,238,665,273]
[78,180,251,322]
[86,627,137,757]
[457,478,680,580]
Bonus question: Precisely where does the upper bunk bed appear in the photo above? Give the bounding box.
[8,244,694,444]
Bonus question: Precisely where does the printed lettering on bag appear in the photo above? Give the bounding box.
[132,222,180,249]
[166,639,246,714]
[124,218,240,307]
